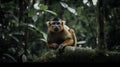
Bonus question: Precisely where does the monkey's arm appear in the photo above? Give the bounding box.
[60,38,74,47]
[57,38,73,53]
[70,29,77,47]
[60,28,77,47]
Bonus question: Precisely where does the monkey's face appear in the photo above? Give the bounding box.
[50,21,63,32]
[47,21,65,33]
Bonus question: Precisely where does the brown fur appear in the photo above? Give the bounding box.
[46,21,77,49]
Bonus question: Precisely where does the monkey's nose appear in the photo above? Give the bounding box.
[54,28,59,32]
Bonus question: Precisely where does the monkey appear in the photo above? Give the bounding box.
[46,17,77,52]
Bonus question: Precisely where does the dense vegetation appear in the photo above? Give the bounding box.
[0,0,120,62]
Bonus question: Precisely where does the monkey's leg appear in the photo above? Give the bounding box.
[48,43,59,49]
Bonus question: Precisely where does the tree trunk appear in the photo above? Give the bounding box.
[97,0,105,50]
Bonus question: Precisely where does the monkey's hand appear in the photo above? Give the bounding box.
[56,44,65,53]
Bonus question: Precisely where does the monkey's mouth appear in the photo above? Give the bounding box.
[54,28,59,32]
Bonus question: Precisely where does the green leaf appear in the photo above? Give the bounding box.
[27,24,36,28]
[92,0,97,5]
[23,23,41,33]
[28,8,36,17]
[77,41,86,44]
[3,53,17,62]
[60,2,68,8]
[40,39,47,43]
[67,7,78,15]
[9,34,20,43]
[34,2,40,10]
[40,4,48,11]
[40,31,47,43]
[22,54,27,62]
[8,48,16,55]
[60,2,77,15]
[45,10,57,16]
[32,15,38,22]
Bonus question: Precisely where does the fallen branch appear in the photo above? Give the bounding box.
[36,46,120,63]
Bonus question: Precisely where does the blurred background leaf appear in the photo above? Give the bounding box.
[0,0,120,62]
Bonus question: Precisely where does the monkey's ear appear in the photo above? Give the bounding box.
[62,21,66,25]
[46,21,51,26]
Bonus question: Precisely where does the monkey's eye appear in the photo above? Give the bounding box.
[57,22,60,25]
[52,22,55,25]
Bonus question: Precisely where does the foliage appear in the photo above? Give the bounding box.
[0,0,53,62]
[0,0,120,62]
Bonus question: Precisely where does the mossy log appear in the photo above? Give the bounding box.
[36,46,120,63]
